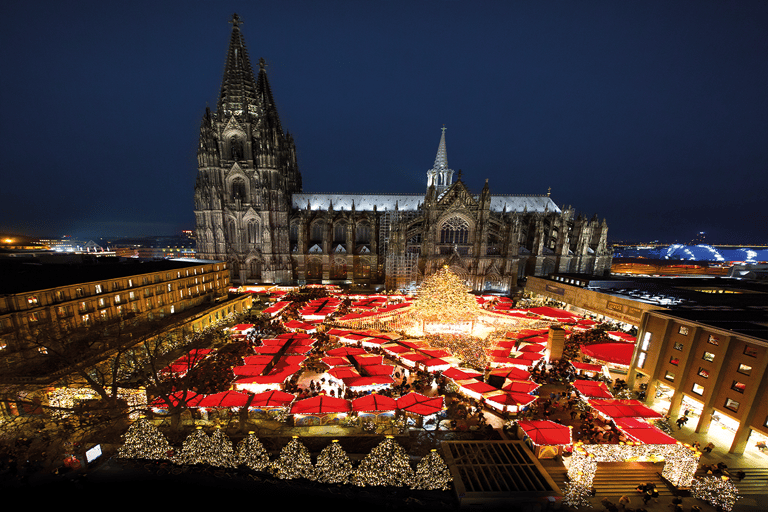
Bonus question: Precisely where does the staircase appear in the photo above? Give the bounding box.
[695,467,768,496]
[545,462,675,497]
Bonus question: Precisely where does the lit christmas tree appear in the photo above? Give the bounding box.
[562,481,593,508]
[174,427,213,465]
[117,418,172,461]
[414,267,481,323]
[271,436,317,480]
[235,432,270,472]
[208,427,236,468]
[352,435,414,487]
[315,440,353,484]
[691,476,740,512]
[411,449,452,491]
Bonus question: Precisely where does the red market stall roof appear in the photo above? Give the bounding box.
[263,301,291,316]
[581,343,635,366]
[326,347,367,357]
[526,307,579,322]
[290,394,351,415]
[396,393,444,416]
[351,394,397,413]
[489,367,531,381]
[232,324,254,332]
[588,399,662,419]
[572,379,613,399]
[571,361,604,373]
[249,390,296,408]
[607,331,637,343]
[283,319,317,332]
[344,376,394,388]
[442,367,483,381]
[518,343,547,353]
[460,381,498,395]
[485,391,538,409]
[614,418,677,445]
[361,364,396,376]
[514,352,545,361]
[517,420,573,446]
[150,390,204,408]
[488,356,533,368]
[502,379,541,394]
[198,391,254,408]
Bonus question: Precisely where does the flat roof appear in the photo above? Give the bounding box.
[0,258,219,295]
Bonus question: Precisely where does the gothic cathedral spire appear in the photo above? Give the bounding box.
[426,126,454,195]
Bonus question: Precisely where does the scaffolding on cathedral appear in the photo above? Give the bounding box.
[385,252,420,293]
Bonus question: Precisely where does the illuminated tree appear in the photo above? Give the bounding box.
[411,449,452,490]
[414,267,481,323]
[174,427,213,465]
[271,436,317,480]
[208,427,236,468]
[691,476,740,511]
[116,418,172,460]
[315,440,353,484]
[235,432,270,471]
[562,481,593,508]
[352,436,414,487]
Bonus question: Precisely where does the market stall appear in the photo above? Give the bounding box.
[516,419,573,458]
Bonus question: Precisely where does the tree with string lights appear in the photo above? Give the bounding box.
[414,266,481,324]
[271,436,317,480]
[207,427,236,468]
[116,418,172,461]
[562,481,593,508]
[173,427,213,465]
[411,449,452,491]
[352,436,414,487]
[315,440,353,484]
[235,432,270,471]
[691,476,740,512]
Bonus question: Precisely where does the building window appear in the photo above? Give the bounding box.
[707,335,719,345]
[673,342,683,351]
[637,352,647,369]
[94,284,102,294]
[440,217,470,245]
[114,294,121,304]
[692,383,704,396]
[702,352,715,362]
[641,332,651,351]
[664,371,675,382]
[670,357,679,366]
[744,346,758,358]
[678,326,689,335]
[724,398,740,412]
[731,381,746,394]
[697,368,709,379]
[737,363,752,376]
[27,295,39,306]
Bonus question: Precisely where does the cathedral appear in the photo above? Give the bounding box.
[194,15,611,293]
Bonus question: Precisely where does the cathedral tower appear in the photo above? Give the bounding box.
[194,14,301,284]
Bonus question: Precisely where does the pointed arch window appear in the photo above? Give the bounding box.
[231,178,247,202]
[247,219,260,244]
[440,217,469,244]
[310,221,324,243]
[356,223,371,244]
[334,221,347,243]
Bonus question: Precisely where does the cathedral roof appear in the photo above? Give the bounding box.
[217,14,259,116]
[293,192,561,213]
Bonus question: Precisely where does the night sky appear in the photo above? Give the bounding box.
[2,1,767,244]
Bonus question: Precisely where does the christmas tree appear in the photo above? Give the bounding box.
[411,449,452,491]
[414,267,481,323]
[174,427,213,465]
[562,481,593,508]
[271,436,317,480]
[117,418,172,461]
[208,427,236,468]
[315,440,353,484]
[352,436,414,487]
[691,476,740,511]
[235,432,271,472]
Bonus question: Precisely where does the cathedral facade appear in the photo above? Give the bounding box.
[194,15,611,292]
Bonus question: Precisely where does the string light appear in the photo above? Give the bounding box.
[116,417,172,460]
[235,431,271,471]
[411,449,452,491]
[315,439,353,484]
[691,476,740,511]
[174,426,214,465]
[352,435,414,487]
[271,436,317,480]
[207,427,236,468]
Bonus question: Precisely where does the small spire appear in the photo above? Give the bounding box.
[547,186,551,197]
[229,13,243,29]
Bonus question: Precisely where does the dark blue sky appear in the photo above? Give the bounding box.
[2,1,767,244]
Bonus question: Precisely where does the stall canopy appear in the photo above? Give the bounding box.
[484,391,538,410]
[572,379,614,399]
[290,394,351,415]
[198,390,254,408]
[517,420,573,446]
[614,418,677,444]
[588,399,662,419]
[571,361,604,373]
[150,390,204,408]
[249,390,296,408]
[489,367,531,381]
[581,343,635,366]
[351,393,397,413]
[442,367,483,381]
[396,392,444,416]
[502,379,540,394]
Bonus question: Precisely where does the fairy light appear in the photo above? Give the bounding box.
[411,449,452,491]
[116,417,172,460]
[235,431,270,471]
[691,476,740,511]
[271,435,317,480]
[352,435,414,487]
[315,439,353,484]
[207,427,236,468]
[174,426,213,465]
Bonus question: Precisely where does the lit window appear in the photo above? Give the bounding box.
[697,368,709,379]
[664,371,675,382]
[670,357,679,366]
[707,335,719,345]
[637,352,647,369]
[678,326,689,335]
[692,384,704,396]
[744,346,758,358]
[27,295,39,305]
[641,332,651,351]
[703,352,715,362]
[673,342,683,351]
[737,364,752,376]
[95,284,102,294]
[731,381,745,394]
[115,295,121,304]
[724,398,740,412]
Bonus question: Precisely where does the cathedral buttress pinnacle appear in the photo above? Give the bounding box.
[218,13,259,117]
[426,126,454,195]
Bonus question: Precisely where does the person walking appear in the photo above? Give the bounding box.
[703,442,715,453]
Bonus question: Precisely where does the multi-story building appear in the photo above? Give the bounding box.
[194,14,612,291]
[0,257,231,360]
